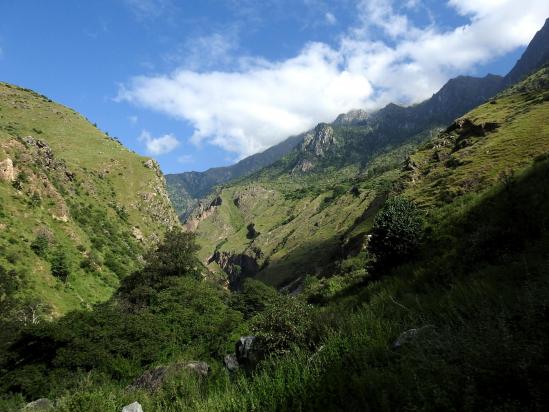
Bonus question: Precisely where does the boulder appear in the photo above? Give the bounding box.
[23,398,52,410]
[128,361,210,392]
[223,353,240,372]
[236,336,266,369]
[129,365,170,392]
[0,158,16,182]
[184,360,210,377]
[122,401,143,412]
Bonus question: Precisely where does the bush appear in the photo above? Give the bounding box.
[49,249,71,282]
[251,296,317,356]
[368,196,423,274]
[30,234,49,258]
[230,278,278,319]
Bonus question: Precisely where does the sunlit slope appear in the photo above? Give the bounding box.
[0,82,178,315]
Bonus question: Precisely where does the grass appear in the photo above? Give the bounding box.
[0,82,178,314]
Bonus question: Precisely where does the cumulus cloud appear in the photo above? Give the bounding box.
[119,0,549,159]
[139,130,179,155]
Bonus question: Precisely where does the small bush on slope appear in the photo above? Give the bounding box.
[368,196,424,274]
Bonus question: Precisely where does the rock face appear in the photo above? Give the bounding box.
[144,158,162,178]
[235,336,266,370]
[0,157,16,182]
[333,109,369,125]
[208,250,261,290]
[122,402,143,412]
[184,196,223,232]
[23,398,52,411]
[301,123,337,158]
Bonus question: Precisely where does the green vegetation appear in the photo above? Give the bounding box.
[368,196,423,273]
[0,82,178,315]
[2,41,549,412]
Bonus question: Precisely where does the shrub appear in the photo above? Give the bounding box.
[368,196,423,274]
[251,296,317,356]
[49,249,71,282]
[30,234,49,258]
[230,278,278,319]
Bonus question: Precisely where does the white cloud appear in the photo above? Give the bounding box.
[177,154,194,164]
[325,12,337,25]
[139,130,180,155]
[119,0,549,159]
[123,0,172,19]
[128,115,138,124]
[165,32,239,70]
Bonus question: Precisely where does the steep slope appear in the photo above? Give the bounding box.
[189,68,549,289]
[502,17,549,87]
[168,74,502,219]
[166,134,303,219]
[0,82,178,315]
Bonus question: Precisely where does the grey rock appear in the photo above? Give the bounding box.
[224,353,240,372]
[128,361,209,392]
[184,360,210,377]
[0,158,16,182]
[122,401,143,412]
[23,398,52,410]
[236,336,266,369]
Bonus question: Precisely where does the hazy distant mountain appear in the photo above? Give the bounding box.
[166,134,302,218]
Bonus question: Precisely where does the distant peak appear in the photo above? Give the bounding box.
[333,109,369,126]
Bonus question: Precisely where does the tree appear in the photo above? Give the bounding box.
[30,234,49,257]
[230,278,278,319]
[49,249,71,282]
[119,228,202,300]
[368,197,423,274]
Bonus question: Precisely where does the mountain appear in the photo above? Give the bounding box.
[166,134,303,219]
[502,17,549,87]
[168,72,503,219]
[0,83,178,315]
[6,53,548,412]
[186,19,549,289]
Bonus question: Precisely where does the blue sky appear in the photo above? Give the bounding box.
[1,1,548,174]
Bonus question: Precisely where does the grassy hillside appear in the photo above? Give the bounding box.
[0,82,178,315]
[189,67,549,289]
[1,67,547,412]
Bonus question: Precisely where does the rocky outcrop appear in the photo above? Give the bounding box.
[301,123,337,158]
[235,336,266,370]
[143,158,162,178]
[446,118,500,138]
[128,361,210,392]
[0,157,16,182]
[208,248,262,290]
[333,109,369,125]
[184,196,223,232]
